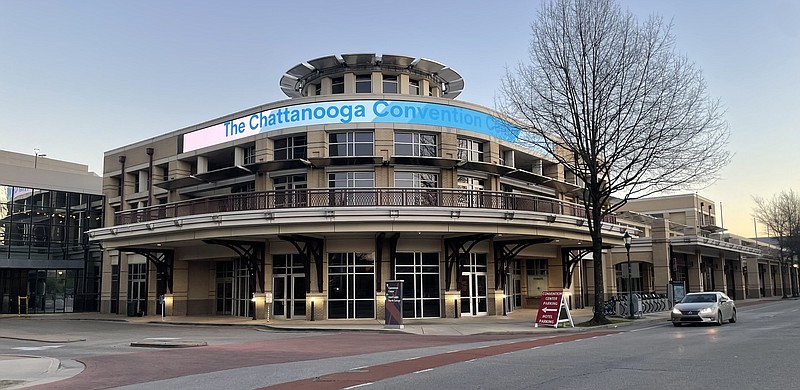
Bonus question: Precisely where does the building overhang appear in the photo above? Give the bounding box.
[670,235,761,258]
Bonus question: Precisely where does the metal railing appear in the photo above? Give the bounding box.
[114,188,617,226]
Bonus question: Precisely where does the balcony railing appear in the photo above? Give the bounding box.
[113,188,616,225]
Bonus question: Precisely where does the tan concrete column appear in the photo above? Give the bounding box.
[713,256,726,292]
[372,71,382,93]
[399,74,410,94]
[731,257,746,300]
[651,220,671,294]
[687,252,703,292]
[744,257,760,298]
[344,73,356,94]
[763,263,774,297]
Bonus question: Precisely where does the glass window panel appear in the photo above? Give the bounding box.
[328,301,347,318]
[355,75,372,93]
[328,275,347,300]
[354,275,373,298]
[331,77,344,94]
[395,144,413,156]
[394,132,412,143]
[354,143,373,156]
[354,300,375,318]
[423,299,440,317]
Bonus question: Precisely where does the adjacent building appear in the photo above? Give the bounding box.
[0,150,104,314]
[610,194,794,301]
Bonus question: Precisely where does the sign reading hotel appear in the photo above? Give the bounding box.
[182,100,520,153]
[534,291,574,328]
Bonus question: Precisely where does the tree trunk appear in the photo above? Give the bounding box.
[589,205,610,325]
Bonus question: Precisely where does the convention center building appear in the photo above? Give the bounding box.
[87,53,635,320]
[89,53,788,321]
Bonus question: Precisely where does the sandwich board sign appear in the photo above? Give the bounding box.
[534,291,574,328]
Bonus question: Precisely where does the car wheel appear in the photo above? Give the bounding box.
[730,309,737,323]
[715,311,723,326]
[673,322,682,327]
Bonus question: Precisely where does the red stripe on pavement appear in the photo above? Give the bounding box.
[262,330,619,390]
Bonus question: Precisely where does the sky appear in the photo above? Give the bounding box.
[1,0,798,238]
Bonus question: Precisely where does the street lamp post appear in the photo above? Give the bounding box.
[623,232,634,319]
[34,148,46,169]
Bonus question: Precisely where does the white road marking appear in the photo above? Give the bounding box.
[343,383,373,389]
[414,368,434,374]
[465,358,477,363]
[13,345,63,351]
[631,324,666,332]
[349,366,368,371]
[404,356,421,361]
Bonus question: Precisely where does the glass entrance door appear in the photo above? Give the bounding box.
[273,274,306,319]
[128,263,147,315]
[503,261,521,314]
[460,253,487,317]
[273,254,306,320]
[216,261,233,315]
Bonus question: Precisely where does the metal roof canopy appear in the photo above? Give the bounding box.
[279,53,464,99]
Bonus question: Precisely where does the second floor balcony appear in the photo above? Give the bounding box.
[113,188,616,226]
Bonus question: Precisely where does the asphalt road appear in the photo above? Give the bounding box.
[2,299,797,389]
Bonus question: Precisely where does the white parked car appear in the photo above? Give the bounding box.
[671,292,736,326]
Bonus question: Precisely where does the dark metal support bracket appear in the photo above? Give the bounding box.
[493,238,553,290]
[204,239,266,294]
[116,247,175,297]
[444,234,494,292]
[278,235,324,293]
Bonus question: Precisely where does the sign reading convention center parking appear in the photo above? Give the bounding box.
[182,100,520,153]
[534,291,574,328]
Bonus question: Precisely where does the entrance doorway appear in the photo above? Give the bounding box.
[128,263,147,315]
[503,260,521,314]
[215,259,254,318]
[273,254,306,319]
[215,261,233,315]
[460,253,488,316]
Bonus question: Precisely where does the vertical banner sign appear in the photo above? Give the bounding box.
[385,280,404,329]
[534,291,574,328]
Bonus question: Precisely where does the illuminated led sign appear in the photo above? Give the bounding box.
[182,100,519,152]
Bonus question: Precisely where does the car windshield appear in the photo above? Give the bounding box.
[682,294,717,303]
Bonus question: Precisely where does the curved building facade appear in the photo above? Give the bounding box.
[90,54,628,320]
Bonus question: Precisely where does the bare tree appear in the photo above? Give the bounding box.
[498,0,731,324]
[753,190,800,298]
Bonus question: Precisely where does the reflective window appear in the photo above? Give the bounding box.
[457,138,484,162]
[382,75,398,94]
[329,131,373,157]
[355,75,372,93]
[0,185,104,314]
[394,132,437,157]
[274,135,307,160]
[328,172,374,188]
[409,79,420,96]
[331,77,344,94]
[394,172,438,188]
[395,252,440,318]
[328,252,375,319]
